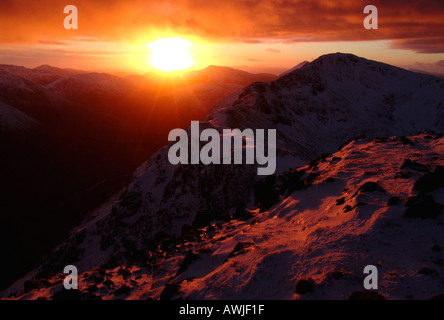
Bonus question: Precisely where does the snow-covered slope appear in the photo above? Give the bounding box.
[2,53,444,300]
[3,132,443,300]
[0,102,40,133]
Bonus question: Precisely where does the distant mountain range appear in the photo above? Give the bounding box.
[1,53,443,299]
[0,64,88,85]
[0,63,276,291]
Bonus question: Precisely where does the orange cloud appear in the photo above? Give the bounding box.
[0,0,443,52]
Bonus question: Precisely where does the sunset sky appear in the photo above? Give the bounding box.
[0,0,443,75]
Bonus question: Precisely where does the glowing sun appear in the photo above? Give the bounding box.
[148,38,194,72]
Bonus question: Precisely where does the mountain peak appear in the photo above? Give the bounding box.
[34,64,55,70]
[34,64,86,76]
[277,53,372,79]
[308,52,410,74]
[315,52,362,62]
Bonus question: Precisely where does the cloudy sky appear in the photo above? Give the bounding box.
[0,0,443,74]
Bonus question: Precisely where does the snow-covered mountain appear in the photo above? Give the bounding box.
[2,53,444,300]
[209,53,444,164]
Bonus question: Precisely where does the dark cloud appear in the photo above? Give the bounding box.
[0,0,443,52]
[390,38,444,54]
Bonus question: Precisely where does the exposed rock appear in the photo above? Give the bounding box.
[160,283,180,300]
[117,267,131,278]
[356,182,385,195]
[331,271,345,280]
[387,196,401,206]
[294,279,314,294]
[113,285,131,297]
[400,159,429,172]
[418,267,438,276]
[175,250,198,277]
[403,193,443,219]
[224,242,254,263]
[413,166,444,192]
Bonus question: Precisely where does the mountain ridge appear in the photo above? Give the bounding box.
[0,60,283,291]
